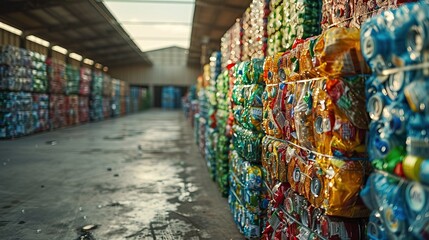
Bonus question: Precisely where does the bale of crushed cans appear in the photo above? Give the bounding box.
[78,96,89,123]
[215,68,234,196]
[260,26,372,239]
[0,91,33,138]
[204,52,222,182]
[31,51,48,93]
[267,0,322,56]
[79,67,92,96]
[320,0,417,30]
[360,2,429,239]
[89,95,103,122]
[220,19,242,70]
[229,150,269,238]
[65,64,80,95]
[262,182,367,240]
[47,59,66,94]
[241,0,270,60]
[49,94,66,129]
[32,93,49,133]
[229,58,268,238]
[65,95,79,126]
[0,45,33,92]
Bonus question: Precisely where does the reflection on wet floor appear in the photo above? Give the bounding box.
[0,110,242,240]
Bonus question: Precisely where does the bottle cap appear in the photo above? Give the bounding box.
[372,159,384,170]
[375,136,390,156]
[314,116,323,134]
[403,155,423,181]
[284,196,294,214]
[394,162,405,177]
[362,30,377,60]
[386,72,404,101]
[389,116,402,133]
[368,94,384,121]
[311,177,322,197]
[406,25,424,59]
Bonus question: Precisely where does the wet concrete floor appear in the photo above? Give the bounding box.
[0,110,243,240]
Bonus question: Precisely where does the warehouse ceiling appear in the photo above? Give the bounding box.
[103,0,251,67]
[0,0,152,67]
[0,0,251,68]
[187,0,251,66]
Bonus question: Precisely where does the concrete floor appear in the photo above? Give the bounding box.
[0,110,242,240]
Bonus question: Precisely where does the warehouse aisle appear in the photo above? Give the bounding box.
[0,110,242,240]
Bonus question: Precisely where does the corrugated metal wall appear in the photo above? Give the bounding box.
[0,29,20,46]
[52,50,66,62]
[25,40,48,55]
[108,65,199,86]
[108,47,199,108]
[109,47,199,87]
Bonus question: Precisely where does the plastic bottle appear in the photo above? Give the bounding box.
[312,79,335,155]
[294,81,315,150]
[367,211,389,240]
[360,12,392,73]
[403,113,429,182]
[404,181,429,239]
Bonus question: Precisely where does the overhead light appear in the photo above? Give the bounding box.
[69,52,83,61]
[83,58,94,65]
[95,63,103,69]
[0,22,22,36]
[26,35,50,47]
[103,66,109,72]
[52,45,68,55]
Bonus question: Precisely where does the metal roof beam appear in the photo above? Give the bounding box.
[104,57,147,67]
[94,52,138,61]
[83,45,131,55]
[80,43,130,53]
[24,21,106,35]
[196,1,245,12]
[0,0,87,15]
[88,0,150,63]
[193,22,226,32]
[50,34,118,47]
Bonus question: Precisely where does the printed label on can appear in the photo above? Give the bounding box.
[285,197,294,214]
[269,211,281,230]
[279,68,286,81]
[251,107,262,121]
[315,116,324,134]
[293,167,301,183]
[301,209,309,227]
[330,221,348,238]
[323,117,332,132]
[300,227,311,239]
[362,35,375,59]
[311,177,322,197]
